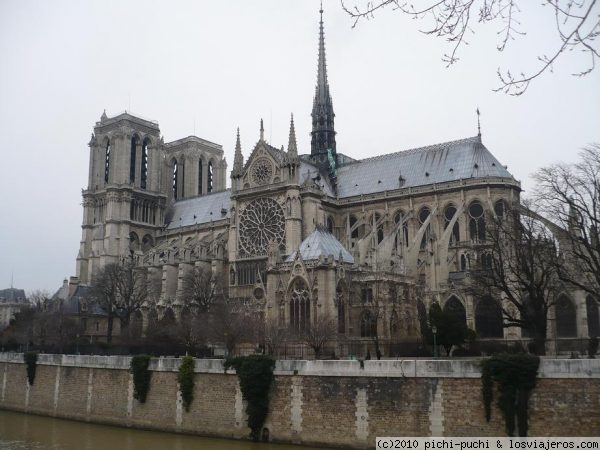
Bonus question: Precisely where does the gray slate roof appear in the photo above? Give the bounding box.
[0,288,27,303]
[298,160,335,196]
[287,228,354,264]
[336,136,514,198]
[166,190,231,229]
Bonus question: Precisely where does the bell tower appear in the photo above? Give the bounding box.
[77,111,166,284]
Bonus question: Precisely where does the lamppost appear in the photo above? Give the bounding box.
[432,325,437,358]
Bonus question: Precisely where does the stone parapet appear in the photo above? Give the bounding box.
[1,353,598,379]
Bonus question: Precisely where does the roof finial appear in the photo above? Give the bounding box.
[100,109,107,121]
[476,107,481,137]
[288,113,298,159]
[260,118,264,141]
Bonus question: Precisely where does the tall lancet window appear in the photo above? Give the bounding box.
[207,161,213,193]
[172,159,178,200]
[198,159,203,195]
[289,278,310,332]
[141,138,149,190]
[104,141,111,183]
[129,136,137,184]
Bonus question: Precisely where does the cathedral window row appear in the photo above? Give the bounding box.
[130,199,158,225]
[171,157,214,200]
[233,260,266,286]
[340,199,505,253]
[91,198,106,224]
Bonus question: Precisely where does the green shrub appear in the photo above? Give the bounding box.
[24,352,38,386]
[178,355,195,411]
[224,355,275,441]
[130,354,152,403]
[481,353,539,436]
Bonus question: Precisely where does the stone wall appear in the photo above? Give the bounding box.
[0,354,598,448]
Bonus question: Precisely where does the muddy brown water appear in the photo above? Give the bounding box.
[0,410,329,450]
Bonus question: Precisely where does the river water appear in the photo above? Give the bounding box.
[0,410,327,450]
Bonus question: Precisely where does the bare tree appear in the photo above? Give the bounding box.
[90,263,120,344]
[262,319,289,357]
[209,300,250,356]
[90,261,148,344]
[28,290,52,311]
[180,265,222,313]
[533,144,600,299]
[469,203,563,355]
[298,313,337,359]
[114,260,148,337]
[341,0,599,95]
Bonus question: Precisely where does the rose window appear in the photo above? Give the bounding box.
[239,197,285,256]
[251,158,273,185]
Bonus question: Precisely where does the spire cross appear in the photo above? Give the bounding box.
[476,107,481,136]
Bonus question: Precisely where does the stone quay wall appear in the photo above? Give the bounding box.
[0,354,598,448]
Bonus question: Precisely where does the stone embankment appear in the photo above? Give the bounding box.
[1,354,598,448]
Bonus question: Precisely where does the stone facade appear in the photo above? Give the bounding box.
[0,354,598,447]
[70,9,599,352]
[0,288,28,330]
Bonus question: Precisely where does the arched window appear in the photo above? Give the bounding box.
[141,138,150,190]
[130,136,138,184]
[444,296,466,326]
[390,309,399,336]
[360,310,377,338]
[444,205,460,244]
[460,254,467,271]
[417,300,427,325]
[104,140,111,183]
[350,215,358,239]
[207,160,214,193]
[130,310,143,339]
[142,234,154,252]
[494,199,506,219]
[419,206,431,249]
[475,296,503,338]
[393,211,409,248]
[129,232,139,252]
[198,159,203,195]
[160,308,176,327]
[336,284,346,334]
[327,215,334,234]
[556,295,577,337]
[172,159,178,200]
[147,309,158,330]
[586,296,599,337]
[480,252,493,269]
[289,278,310,332]
[469,201,486,242]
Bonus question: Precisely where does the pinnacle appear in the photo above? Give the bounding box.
[288,113,298,159]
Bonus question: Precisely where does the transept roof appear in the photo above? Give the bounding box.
[286,227,354,264]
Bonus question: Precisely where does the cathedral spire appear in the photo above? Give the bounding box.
[311,3,336,162]
[288,113,298,159]
[232,127,243,176]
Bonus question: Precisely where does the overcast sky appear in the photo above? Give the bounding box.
[1,0,598,294]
